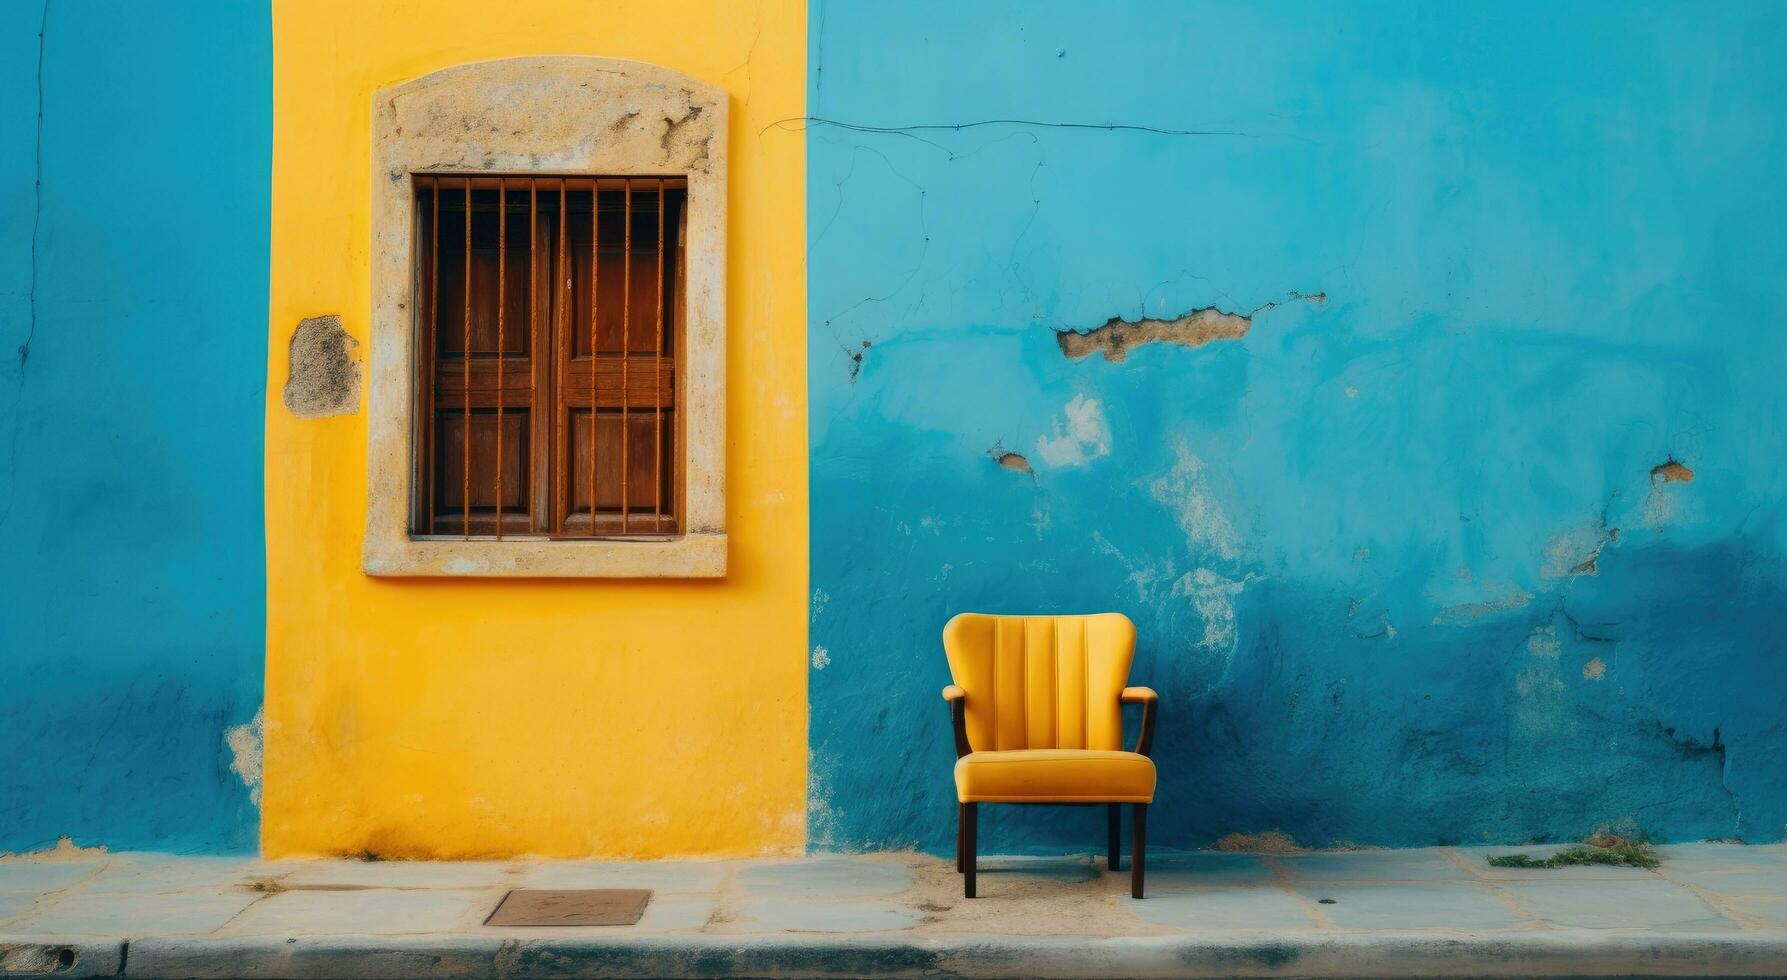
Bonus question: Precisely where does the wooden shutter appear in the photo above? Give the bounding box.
[413,176,684,539]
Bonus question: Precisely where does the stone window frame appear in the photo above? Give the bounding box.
[363,57,727,577]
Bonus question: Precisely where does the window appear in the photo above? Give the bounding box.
[412,176,686,538]
[363,57,726,577]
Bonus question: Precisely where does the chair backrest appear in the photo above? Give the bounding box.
[943,612,1136,752]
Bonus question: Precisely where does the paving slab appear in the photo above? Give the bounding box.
[736,897,923,933]
[1138,852,1274,888]
[7,889,260,937]
[1294,882,1527,931]
[1501,878,1736,930]
[276,861,521,891]
[1668,868,1787,898]
[1129,886,1321,931]
[82,855,268,895]
[513,860,724,894]
[737,858,912,898]
[221,889,497,936]
[1277,848,1469,882]
[0,862,103,893]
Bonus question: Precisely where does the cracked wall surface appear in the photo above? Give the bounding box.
[805,0,1787,853]
[0,0,268,853]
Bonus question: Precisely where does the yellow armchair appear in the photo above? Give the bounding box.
[942,612,1159,898]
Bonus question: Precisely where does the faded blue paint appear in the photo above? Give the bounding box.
[808,1,1787,851]
[0,2,270,852]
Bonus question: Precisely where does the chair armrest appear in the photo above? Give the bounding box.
[1121,687,1159,756]
[943,685,971,758]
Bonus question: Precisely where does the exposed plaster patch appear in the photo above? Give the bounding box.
[1055,292,1324,362]
[1034,394,1110,468]
[225,707,265,807]
[1583,657,1607,680]
[810,588,830,622]
[987,441,1034,477]
[810,645,830,670]
[1644,459,1695,530]
[1149,442,1241,562]
[1173,567,1247,652]
[282,316,360,418]
[1527,624,1562,658]
[1542,519,1619,579]
[1344,385,1359,399]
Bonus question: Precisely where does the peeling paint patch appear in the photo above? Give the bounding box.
[1652,459,1694,483]
[1583,657,1607,680]
[225,708,265,807]
[1527,624,1562,658]
[1034,395,1110,468]
[0,837,108,861]
[1432,585,1534,624]
[1173,567,1247,652]
[986,441,1034,476]
[1149,442,1241,561]
[811,645,831,670]
[1055,292,1323,362]
[282,315,360,418]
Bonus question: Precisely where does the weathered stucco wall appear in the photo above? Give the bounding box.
[807,1,1787,851]
[0,1,270,852]
[264,0,808,858]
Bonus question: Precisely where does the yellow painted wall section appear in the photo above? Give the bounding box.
[264,0,807,858]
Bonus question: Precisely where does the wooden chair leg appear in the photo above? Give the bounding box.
[956,802,965,873]
[1106,803,1122,871]
[962,802,978,898]
[1131,803,1148,899]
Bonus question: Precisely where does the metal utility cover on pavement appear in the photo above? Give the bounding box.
[486,889,652,926]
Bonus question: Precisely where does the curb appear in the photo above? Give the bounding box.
[1,931,1780,979]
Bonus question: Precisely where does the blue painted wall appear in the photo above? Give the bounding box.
[808,1,1787,851]
[0,1,270,853]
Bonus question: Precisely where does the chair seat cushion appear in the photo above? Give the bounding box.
[954,749,1156,803]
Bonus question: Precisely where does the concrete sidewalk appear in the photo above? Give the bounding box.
[3,844,1786,978]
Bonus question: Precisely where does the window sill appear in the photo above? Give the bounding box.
[362,532,726,578]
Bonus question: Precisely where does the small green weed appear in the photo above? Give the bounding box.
[1487,833,1660,870]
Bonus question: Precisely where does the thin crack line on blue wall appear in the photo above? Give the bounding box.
[2,0,49,535]
[765,116,1251,143]
[20,0,47,370]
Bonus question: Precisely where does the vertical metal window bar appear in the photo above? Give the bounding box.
[654,178,664,528]
[461,180,471,540]
[596,180,611,540]
[620,182,632,535]
[495,179,506,539]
